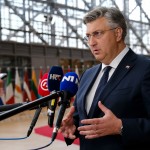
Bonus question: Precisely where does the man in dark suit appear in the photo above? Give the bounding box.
[59,6,150,150]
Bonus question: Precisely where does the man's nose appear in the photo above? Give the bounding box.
[88,36,97,46]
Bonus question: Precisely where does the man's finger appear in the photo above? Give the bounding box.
[66,106,75,118]
[98,101,109,114]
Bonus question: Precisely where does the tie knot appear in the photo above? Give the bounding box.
[104,66,112,73]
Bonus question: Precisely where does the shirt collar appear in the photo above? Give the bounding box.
[102,46,129,70]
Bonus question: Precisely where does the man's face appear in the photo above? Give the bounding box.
[85,17,122,64]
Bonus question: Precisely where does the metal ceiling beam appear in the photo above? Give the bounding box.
[7,5,49,40]
[29,0,88,12]
[111,0,149,54]
[82,0,92,10]
[4,0,48,45]
[135,0,150,23]
[49,0,88,47]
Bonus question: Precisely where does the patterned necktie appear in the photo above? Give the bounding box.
[88,66,112,116]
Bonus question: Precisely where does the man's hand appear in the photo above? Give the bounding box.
[78,101,122,139]
[59,106,76,139]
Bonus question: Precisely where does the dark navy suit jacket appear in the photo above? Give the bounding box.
[66,49,150,150]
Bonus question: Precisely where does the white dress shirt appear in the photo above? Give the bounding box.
[85,46,129,114]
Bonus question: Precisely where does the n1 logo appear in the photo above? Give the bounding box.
[62,75,78,84]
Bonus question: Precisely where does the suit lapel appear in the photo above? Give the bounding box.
[90,49,137,118]
[80,64,102,119]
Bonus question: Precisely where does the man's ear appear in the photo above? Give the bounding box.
[115,27,123,42]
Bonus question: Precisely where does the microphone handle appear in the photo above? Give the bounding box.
[27,107,42,137]
[51,103,67,142]
[51,91,70,142]
[48,98,57,127]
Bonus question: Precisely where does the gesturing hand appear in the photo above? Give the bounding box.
[78,101,122,139]
[59,106,77,139]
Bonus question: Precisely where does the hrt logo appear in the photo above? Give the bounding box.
[62,76,79,84]
[49,74,62,80]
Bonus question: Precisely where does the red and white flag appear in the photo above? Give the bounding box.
[23,67,31,102]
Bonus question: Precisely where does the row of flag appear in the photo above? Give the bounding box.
[0,65,81,105]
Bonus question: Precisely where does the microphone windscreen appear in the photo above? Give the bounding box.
[47,66,64,91]
[60,72,79,97]
[38,73,50,97]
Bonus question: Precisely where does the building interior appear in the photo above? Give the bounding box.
[0,0,150,149]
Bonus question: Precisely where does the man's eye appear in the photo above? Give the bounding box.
[93,32,99,36]
[96,32,101,35]
[86,35,90,38]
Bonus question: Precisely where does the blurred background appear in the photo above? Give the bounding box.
[0,0,150,149]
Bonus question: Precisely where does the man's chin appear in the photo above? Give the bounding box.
[94,56,102,62]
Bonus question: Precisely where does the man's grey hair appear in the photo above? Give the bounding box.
[83,7,127,40]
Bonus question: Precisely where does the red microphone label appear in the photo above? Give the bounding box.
[40,78,49,91]
[38,73,50,96]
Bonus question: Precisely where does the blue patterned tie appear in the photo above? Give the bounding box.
[88,66,112,116]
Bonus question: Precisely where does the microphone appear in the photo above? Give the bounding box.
[0,92,60,121]
[0,102,50,112]
[27,73,50,137]
[47,66,63,127]
[51,72,79,142]
[27,107,42,137]
[0,103,25,112]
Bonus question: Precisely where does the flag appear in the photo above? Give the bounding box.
[31,67,39,101]
[82,64,85,72]
[5,68,14,104]
[0,88,6,105]
[0,87,5,105]
[61,65,64,73]
[68,65,71,72]
[86,64,90,69]
[75,65,79,77]
[39,67,43,84]
[14,67,23,103]
[23,67,31,102]
[47,66,50,72]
